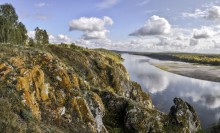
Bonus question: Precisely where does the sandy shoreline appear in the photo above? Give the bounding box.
[151,61,220,83]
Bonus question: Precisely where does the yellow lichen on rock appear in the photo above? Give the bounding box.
[70,97,83,120]
[16,77,29,91]
[32,65,47,101]
[0,63,12,80]
[57,69,72,90]
[9,57,24,68]
[1,68,11,80]
[42,53,53,62]
[16,65,49,119]
[72,74,79,89]
[41,83,49,101]
[0,63,6,70]
[71,97,95,124]
[23,91,41,120]
[91,92,105,112]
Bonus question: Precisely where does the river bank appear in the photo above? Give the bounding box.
[151,61,220,83]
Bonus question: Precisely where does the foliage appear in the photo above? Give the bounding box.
[35,27,49,45]
[0,4,27,44]
[28,38,34,46]
[132,52,220,66]
[95,48,124,64]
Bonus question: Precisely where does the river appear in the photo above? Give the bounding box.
[122,54,220,129]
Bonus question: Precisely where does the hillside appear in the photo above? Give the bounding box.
[0,44,201,133]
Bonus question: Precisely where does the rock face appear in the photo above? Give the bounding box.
[0,44,201,133]
[166,98,201,133]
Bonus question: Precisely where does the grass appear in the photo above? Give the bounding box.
[94,48,124,64]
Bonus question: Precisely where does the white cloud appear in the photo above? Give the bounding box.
[35,2,47,8]
[189,38,199,46]
[28,31,73,44]
[183,6,220,20]
[193,26,214,39]
[82,31,108,40]
[76,25,220,53]
[28,31,35,39]
[69,16,113,40]
[182,9,206,18]
[96,0,119,9]
[49,34,73,44]
[129,15,171,36]
[75,33,220,53]
[212,40,220,49]
[156,36,188,49]
[207,6,220,20]
[76,38,112,48]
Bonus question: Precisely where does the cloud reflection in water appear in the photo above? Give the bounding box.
[122,54,169,94]
[122,54,220,128]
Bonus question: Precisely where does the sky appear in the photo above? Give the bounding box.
[1,0,220,53]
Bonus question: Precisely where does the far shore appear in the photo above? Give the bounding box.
[151,61,220,83]
[114,51,220,83]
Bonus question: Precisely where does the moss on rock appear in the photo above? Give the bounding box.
[0,44,202,133]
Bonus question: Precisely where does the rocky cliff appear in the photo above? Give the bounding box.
[0,44,201,133]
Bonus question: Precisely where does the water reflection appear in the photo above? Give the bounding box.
[123,54,169,94]
[122,54,220,128]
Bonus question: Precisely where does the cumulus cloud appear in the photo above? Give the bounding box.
[212,40,220,49]
[96,0,119,9]
[78,25,219,53]
[193,26,214,39]
[129,15,171,36]
[183,6,220,20]
[49,34,73,44]
[69,16,113,31]
[154,36,190,50]
[76,38,112,49]
[82,31,108,40]
[69,16,113,40]
[207,6,220,20]
[189,38,199,46]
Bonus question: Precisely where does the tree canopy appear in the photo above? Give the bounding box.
[34,27,49,45]
[0,4,27,44]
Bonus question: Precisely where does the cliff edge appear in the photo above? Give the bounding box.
[0,44,201,133]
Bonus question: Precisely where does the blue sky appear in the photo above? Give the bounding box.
[1,0,220,53]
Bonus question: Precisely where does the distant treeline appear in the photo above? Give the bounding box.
[113,50,220,66]
[133,52,220,66]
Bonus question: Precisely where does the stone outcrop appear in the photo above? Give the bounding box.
[0,44,201,133]
[166,98,201,133]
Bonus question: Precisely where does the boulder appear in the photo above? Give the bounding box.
[166,98,201,133]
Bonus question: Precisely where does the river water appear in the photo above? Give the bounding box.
[122,54,220,129]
